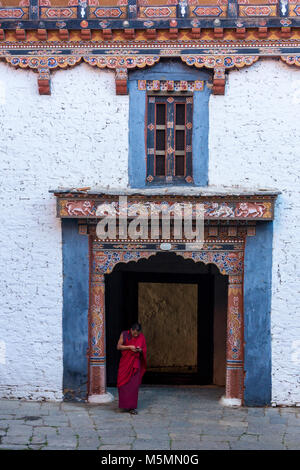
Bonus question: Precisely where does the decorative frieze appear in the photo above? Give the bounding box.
[0,28,300,95]
[54,193,277,221]
[138,79,204,91]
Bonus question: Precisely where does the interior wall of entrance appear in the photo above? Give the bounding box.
[138,282,198,375]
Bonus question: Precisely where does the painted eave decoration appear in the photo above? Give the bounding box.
[1,1,300,95]
[51,187,280,221]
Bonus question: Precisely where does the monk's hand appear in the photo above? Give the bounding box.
[128,345,137,351]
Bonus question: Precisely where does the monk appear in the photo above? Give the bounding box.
[116,322,147,415]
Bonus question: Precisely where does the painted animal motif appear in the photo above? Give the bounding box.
[235,202,266,218]
[205,202,235,218]
[66,200,95,216]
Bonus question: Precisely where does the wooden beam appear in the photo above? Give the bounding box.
[37,29,47,41]
[214,27,224,39]
[115,68,128,95]
[59,29,69,41]
[124,29,135,40]
[213,67,226,95]
[258,27,268,39]
[169,28,178,40]
[15,29,26,41]
[37,68,51,96]
[103,29,112,40]
[80,29,92,40]
[236,27,246,39]
[146,29,156,40]
[191,28,201,39]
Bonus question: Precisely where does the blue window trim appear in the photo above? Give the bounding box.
[128,60,212,188]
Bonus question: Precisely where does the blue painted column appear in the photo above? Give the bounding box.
[62,219,89,401]
[243,222,273,406]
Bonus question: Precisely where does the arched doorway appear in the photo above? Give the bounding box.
[105,252,228,388]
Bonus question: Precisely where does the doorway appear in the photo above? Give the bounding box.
[105,252,227,387]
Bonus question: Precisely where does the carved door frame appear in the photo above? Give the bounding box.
[87,236,245,406]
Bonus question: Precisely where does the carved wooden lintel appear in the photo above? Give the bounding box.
[52,191,278,222]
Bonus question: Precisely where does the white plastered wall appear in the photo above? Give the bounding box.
[209,58,300,405]
[0,63,129,400]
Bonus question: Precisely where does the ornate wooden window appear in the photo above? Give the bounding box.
[146,94,193,185]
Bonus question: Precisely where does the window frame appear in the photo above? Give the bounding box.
[146,93,193,185]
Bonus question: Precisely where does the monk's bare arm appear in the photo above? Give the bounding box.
[117,333,136,351]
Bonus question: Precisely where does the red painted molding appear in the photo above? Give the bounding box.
[280,27,292,39]
[191,28,201,39]
[115,80,127,95]
[37,68,51,95]
[124,29,135,40]
[0,29,5,41]
[37,29,47,41]
[103,29,112,40]
[59,29,69,41]
[214,27,224,39]
[16,29,26,41]
[236,27,246,39]
[81,29,92,41]
[38,79,50,95]
[258,27,268,39]
[146,29,156,40]
[213,67,226,95]
[115,67,128,95]
[169,28,178,40]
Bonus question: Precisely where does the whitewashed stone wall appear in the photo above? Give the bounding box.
[0,58,299,404]
[209,58,300,405]
[0,63,129,400]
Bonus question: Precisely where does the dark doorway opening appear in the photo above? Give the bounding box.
[105,252,227,387]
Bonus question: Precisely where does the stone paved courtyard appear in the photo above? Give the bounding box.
[0,386,299,450]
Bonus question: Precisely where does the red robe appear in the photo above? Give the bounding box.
[117,330,147,388]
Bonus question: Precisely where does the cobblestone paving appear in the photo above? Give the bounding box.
[0,386,299,450]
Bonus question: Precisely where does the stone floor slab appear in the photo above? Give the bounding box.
[0,388,299,450]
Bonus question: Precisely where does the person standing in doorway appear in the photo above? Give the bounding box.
[116,322,147,415]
